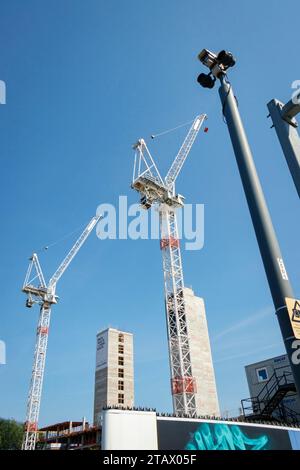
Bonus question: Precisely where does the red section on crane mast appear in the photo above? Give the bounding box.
[38,327,49,335]
[25,422,38,432]
[171,377,197,395]
[160,237,180,250]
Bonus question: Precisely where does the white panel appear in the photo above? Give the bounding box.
[96,330,108,371]
[102,410,158,450]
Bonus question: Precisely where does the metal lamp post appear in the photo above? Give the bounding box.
[196,49,300,396]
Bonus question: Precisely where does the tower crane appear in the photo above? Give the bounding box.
[131,114,206,417]
[22,214,102,450]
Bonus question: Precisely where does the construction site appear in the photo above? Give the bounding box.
[0,1,300,454]
[19,73,300,450]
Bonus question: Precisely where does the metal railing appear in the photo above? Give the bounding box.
[241,367,297,423]
[277,403,300,426]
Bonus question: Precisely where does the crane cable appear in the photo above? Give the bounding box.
[150,116,197,140]
[36,221,88,253]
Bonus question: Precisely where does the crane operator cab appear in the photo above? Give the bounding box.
[140,195,152,210]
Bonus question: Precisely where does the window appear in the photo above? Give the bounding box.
[118,344,124,354]
[118,333,124,343]
[118,393,124,404]
[118,380,124,391]
[118,356,124,366]
[118,368,124,378]
[256,367,268,382]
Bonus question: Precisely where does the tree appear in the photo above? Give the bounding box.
[0,418,23,450]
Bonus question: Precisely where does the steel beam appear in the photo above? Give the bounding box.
[267,98,300,198]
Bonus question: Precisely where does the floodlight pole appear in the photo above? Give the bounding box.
[267,96,300,198]
[217,73,300,395]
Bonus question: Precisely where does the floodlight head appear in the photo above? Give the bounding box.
[217,50,236,68]
[198,49,218,68]
[197,48,236,87]
[197,73,215,89]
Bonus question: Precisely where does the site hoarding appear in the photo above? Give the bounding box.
[157,418,300,450]
[101,409,300,450]
[102,410,158,450]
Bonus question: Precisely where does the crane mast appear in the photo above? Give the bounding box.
[160,208,197,415]
[22,214,101,450]
[132,114,206,416]
[22,303,51,450]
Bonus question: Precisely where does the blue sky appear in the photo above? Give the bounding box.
[0,0,299,424]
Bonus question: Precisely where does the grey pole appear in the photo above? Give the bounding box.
[218,74,300,395]
[267,98,300,198]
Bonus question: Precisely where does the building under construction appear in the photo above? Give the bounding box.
[37,421,100,450]
[183,287,219,416]
[92,298,219,422]
[93,328,134,425]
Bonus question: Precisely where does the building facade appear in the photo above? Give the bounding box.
[183,287,220,416]
[93,328,134,425]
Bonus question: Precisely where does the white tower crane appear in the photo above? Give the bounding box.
[22,214,102,450]
[131,114,207,417]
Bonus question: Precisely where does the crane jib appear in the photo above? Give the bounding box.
[193,118,201,130]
